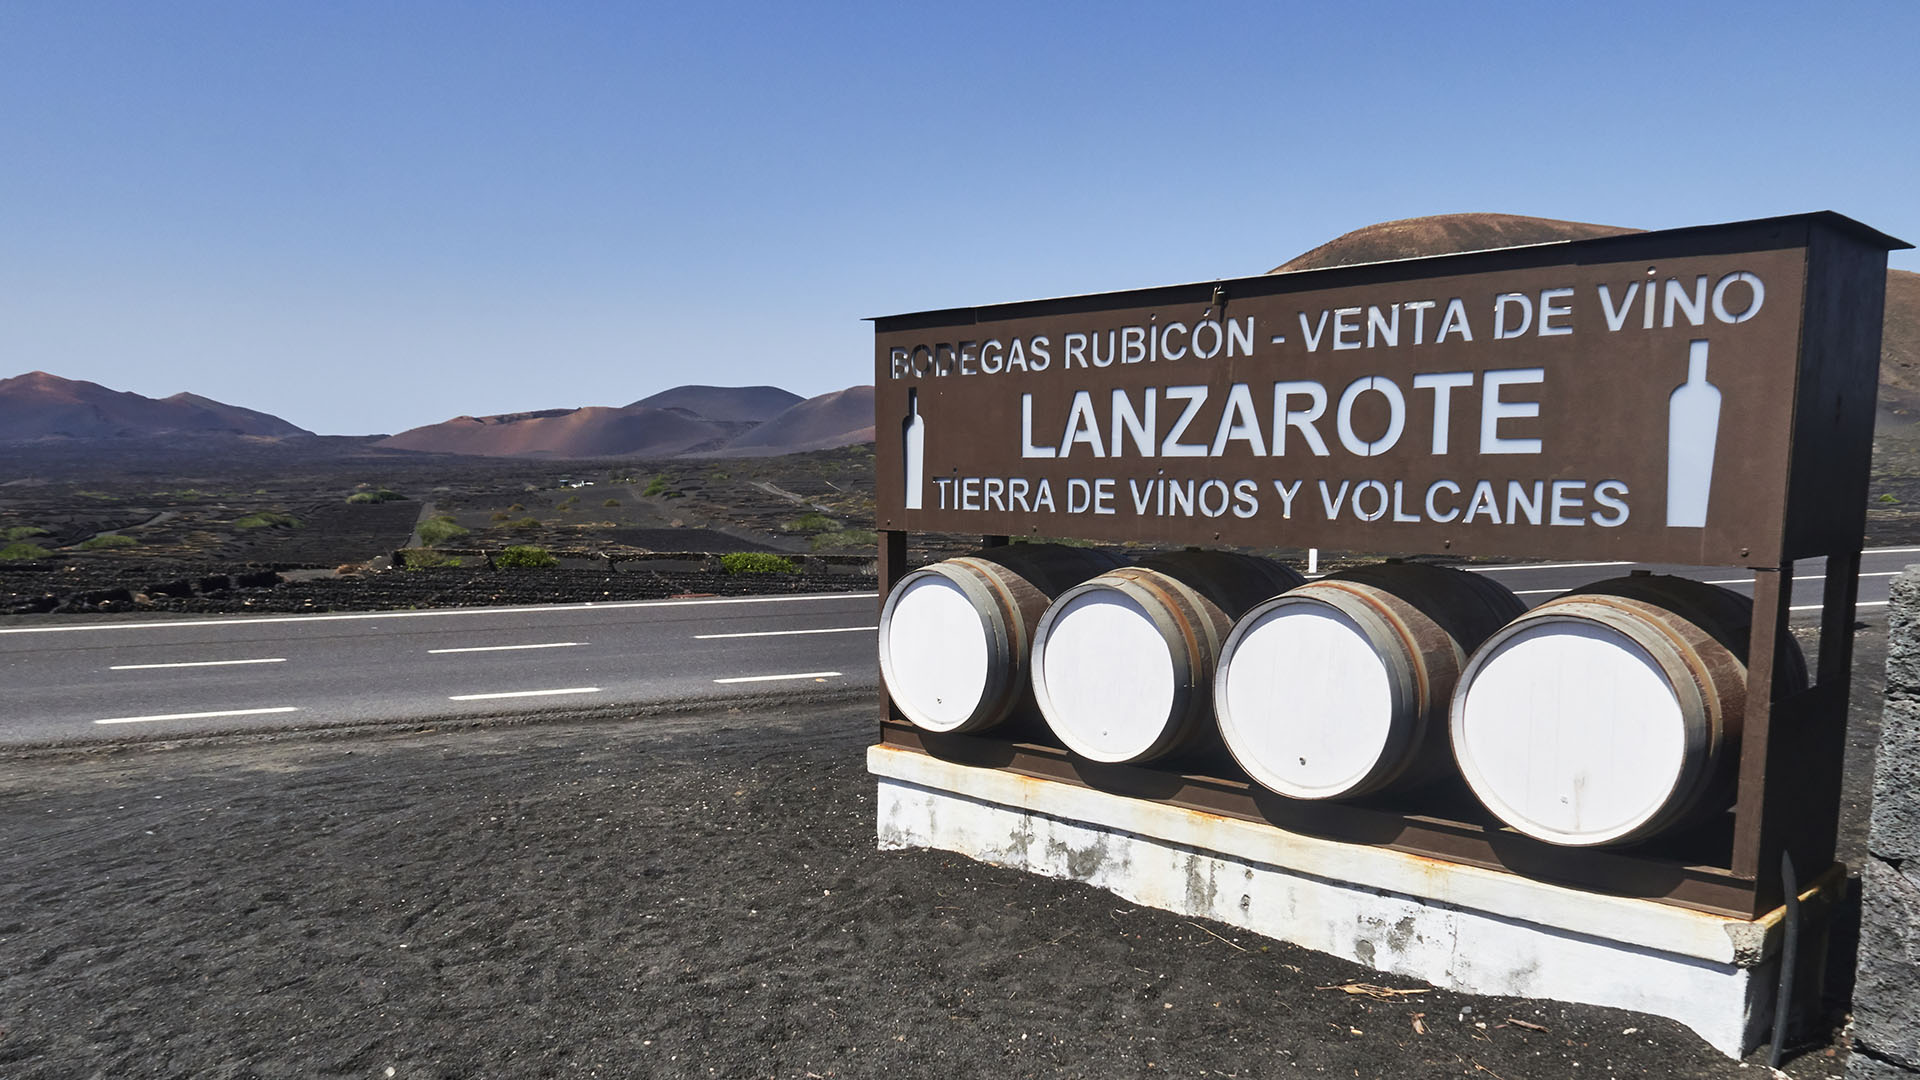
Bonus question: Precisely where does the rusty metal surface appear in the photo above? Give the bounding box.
[877,721,1773,918]
[874,215,1903,566]
[869,213,1907,919]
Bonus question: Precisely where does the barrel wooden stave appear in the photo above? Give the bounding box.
[879,544,1123,734]
[1034,551,1305,764]
[1449,574,1805,847]
[1216,562,1524,800]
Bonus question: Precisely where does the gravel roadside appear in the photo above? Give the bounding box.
[0,699,1853,1079]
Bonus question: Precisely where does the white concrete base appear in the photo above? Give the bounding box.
[870,745,1831,1059]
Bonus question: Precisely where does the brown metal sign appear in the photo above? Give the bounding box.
[873,215,1898,566]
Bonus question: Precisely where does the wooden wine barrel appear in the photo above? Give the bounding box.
[1449,574,1806,847]
[1032,550,1305,764]
[1214,562,1525,800]
[878,544,1124,733]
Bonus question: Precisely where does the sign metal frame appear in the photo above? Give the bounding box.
[871,212,1907,917]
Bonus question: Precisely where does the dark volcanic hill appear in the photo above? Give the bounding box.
[713,385,875,457]
[0,371,313,442]
[1878,268,1920,414]
[379,385,877,459]
[377,404,738,458]
[628,384,802,423]
[1270,212,1640,273]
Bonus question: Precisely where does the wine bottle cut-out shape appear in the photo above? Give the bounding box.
[903,389,925,511]
[1666,339,1720,528]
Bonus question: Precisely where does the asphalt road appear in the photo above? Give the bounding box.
[0,592,882,746]
[4,545,1916,747]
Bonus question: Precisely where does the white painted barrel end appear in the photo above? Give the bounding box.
[1449,576,1795,847]
[880,572,992,733]
[1452,619,1689,846]
[1031,587,1179,763]
[1216,601,1397,799]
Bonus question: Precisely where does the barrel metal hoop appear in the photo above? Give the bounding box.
[878,564,1013,734]
[1450,607,1711,846]
[950,556,1031,659]
[1215,588,1420,800]
[1117,571,1214,759]
[1311,580,1439,709]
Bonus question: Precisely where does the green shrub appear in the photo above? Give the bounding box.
[399,547,462,570]
[642,475,672,497]
[602,498,620,507]
[498,516,541,531]
[234,512,299,529]
[490,511,511,522]
[810,528,878,552]
[79,534,137,550]
[721,552,798,575]
[0,541,50,561]
[1878,493,1901,504]
[347,488,404,504]
[2,526,47,542]
[417,516,470,546]
[784,511,840,534]
[496,545,557,569]
[508,503,526,512]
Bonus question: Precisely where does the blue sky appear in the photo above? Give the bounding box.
[3,2,1916,435]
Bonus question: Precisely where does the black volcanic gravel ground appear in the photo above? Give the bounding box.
[0,565,874,615]
[0,699,1855,1079]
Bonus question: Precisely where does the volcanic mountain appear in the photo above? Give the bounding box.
[377,404,735,458]
[0,371,313,442]
[1875,267,1920,416]
[711,385,875,457]
[1270,212,1919,416]
[627,385,802,423]
[1270,212,1640,273]
[376,384,874,458]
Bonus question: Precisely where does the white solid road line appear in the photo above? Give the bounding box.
[95,706,300,725]
[7,546,1920,643]
[713,671,843,684]
[1513,570,1905,597]
[1794,600,1891,612]
[428,642,586,654]
[0,592,879,635]
[448,687,603,701]
[1696,571,1904,586]
[694,626,877,640]
[1465,560,1634,574]
[109,657,288,670]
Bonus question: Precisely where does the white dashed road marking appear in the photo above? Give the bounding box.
[110,658,288,670]
[428,642,586,654]
[694,626,876,640]
[713,671,843,684]
[95,706,300,725]
[448,687,603,701]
